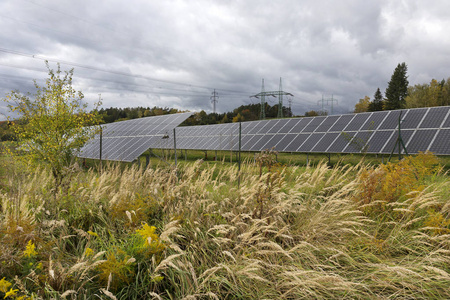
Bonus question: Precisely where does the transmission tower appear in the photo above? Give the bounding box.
[210,89,219,114]
[278,78,283,118]
[250,78,293,120]
[287,97,293,117]
[317,94,338,115]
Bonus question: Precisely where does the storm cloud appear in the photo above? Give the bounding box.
[1,0,450,119]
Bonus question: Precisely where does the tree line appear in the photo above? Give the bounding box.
[354,62,450,113]
[96,103,292,127]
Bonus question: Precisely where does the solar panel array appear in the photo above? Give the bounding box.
[164,106,450,155]
[78,112,192,162]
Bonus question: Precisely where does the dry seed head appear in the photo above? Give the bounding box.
[101,288,117,300]
[60,290,77,298]
[149,292,163,300]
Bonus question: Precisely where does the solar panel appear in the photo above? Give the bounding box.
[345,113,370,131]
[242,135,262,151]
[378,110,402,130]
[303,117,326,132]
[284,133,311,152]
[420,107,450,128]
[365,131,393,153]
[278,119,301,133]
[329,115,355,131]
[428,129,450,155]
[361,111,388,131]
[401,108,427,129]
[288,118,312,133]
[297,133,324,152]
[406,129,438,153]
[343,131,373,153]
[78,112,193,162]
[315,115,340,132]
[276,134,297,150]
[267,119,288,133]
[312,132,340,152]
[381,130,414,154]
[249,135,274,151]
[256,120,278,134]
[80,106,450,160]
[264,134,285,150]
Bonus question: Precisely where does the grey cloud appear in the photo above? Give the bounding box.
[1,0,449,117]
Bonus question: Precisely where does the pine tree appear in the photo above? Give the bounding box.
[385,62,409,110]
[368,88,384,111]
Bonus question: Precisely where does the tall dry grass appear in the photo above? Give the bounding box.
[0,154,449,299]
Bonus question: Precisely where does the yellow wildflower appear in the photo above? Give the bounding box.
[0,278,12,293]
[4,288,18,298]
[136,223,159,246]
[84,247,94,257]
[23,240,37,258]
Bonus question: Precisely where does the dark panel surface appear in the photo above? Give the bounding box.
[343,131,373,153]
[428,129,450,155]
[419,107,448,128]
[329,115,355,132]
[381,130,414,154]
[327,132,354,153]
[312,132,340,152]
[276,134,297,151]
[289,118,312,133]
[345,113,370,131]
[379,110,402,130]
[297,133,324,152]
[361,111,388,131]
[303,117,327,132]
[315,115,340,132]
[264,134,285,150]
[366,131,393,153]
[407,129,438,153]
[268,119,289,133]
[278,119,301,133]
[401,108,427,129]
[284,134,311,152]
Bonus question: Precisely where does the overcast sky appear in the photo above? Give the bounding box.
[1,0,450,120]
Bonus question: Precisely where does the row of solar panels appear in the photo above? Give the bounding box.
[159,106,450,155]
[78,106,450,162]
[78,112,193,162]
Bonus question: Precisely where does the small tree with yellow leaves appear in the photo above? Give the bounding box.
[3,62,101,190]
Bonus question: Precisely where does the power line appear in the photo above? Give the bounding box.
[0,62,248,99]
[21,0,118,33]
[0,48,251,96]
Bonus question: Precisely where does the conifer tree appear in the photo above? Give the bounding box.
[368,88,384,111]
[385,62,409,110]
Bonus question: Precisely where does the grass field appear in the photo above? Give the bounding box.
[1,150,450,299]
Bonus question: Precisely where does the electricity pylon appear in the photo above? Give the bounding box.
[210,89,219,114]
[250,78,293,120]
[317,94,338,115]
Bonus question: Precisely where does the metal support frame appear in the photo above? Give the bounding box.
[173,128,177,168]
[389,111,409,162]
[99,127,103,172]
[238,122,241,188]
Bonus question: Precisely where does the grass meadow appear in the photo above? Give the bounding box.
[1,150,450,299]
